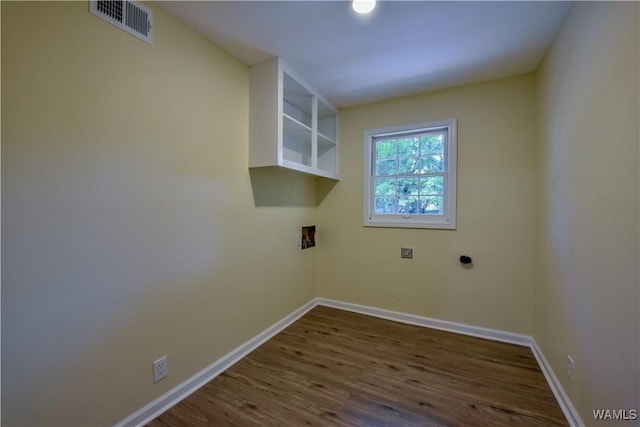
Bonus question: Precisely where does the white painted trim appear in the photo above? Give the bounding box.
[116,297,583,427]
[363,118,457,230]
[529,339,585,427]
[114,298,319,427]
[316,298,530,346]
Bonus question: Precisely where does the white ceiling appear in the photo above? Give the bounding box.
[158,1,573,108]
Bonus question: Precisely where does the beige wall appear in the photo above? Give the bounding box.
[1,2,317,425]
[4,1,639,426]
[316,75,538,334]
[536,2,639,423]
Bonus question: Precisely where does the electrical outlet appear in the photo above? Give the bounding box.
[567,355,574,383]
[401,248,413,259]
[153,355,168,383]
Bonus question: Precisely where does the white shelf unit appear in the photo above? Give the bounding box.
[249,58,339,180]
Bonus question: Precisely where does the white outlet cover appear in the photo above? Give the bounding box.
[153,355,168,383]
[567,355,574,383]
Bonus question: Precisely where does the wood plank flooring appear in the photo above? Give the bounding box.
[147,306,568,426]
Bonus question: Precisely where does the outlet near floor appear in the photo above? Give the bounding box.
[567,355,574,383]
[153,355,168,383]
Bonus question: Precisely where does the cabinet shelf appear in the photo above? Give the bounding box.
[318,132,336,146]
[249,57,339,179]
[283,113,313,137]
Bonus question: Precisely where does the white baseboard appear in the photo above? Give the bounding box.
[115,297,583,427]
[114,299,318,427]
[315,298,531,346]
[529,339,585,427]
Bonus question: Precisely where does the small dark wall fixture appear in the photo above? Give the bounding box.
[459,254,473,269]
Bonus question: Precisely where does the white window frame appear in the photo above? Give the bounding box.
[364,118,457,229]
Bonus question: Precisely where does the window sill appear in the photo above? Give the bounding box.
[364,217,456,230]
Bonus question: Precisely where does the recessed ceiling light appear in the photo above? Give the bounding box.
[352,0,376,14]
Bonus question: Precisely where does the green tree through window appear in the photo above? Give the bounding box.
[374,133,446,215]
[364,118,457,229]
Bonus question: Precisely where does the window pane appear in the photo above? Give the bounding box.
[397,196,419,214]
[376,140,397,159]
[398,138,419,157]
[375,196,396,214]
[398,158,419,175]
[366,119,456,227]
[419,196,443,214]
[376,159,397,176]
[420,134,444,154]
[375,177,396,195]
[420,154,444,173]
[419,176,443,195]
[397,177,419,195]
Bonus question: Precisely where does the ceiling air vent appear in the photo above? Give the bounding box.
[89,0,153,45]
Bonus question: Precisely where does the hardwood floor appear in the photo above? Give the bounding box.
[147,306,568,426]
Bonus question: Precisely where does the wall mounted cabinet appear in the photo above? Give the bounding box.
[249,58,339,180]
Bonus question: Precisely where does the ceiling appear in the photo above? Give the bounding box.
[158,1,573,108]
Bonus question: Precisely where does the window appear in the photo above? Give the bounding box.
[364,118,457,229]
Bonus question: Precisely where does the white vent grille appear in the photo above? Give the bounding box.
[90,0,153,45]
